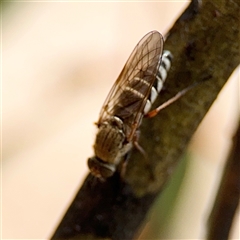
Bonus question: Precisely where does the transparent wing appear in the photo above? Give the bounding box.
[97,31,164,140]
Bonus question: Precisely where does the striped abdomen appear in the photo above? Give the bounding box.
[113,50,173,122]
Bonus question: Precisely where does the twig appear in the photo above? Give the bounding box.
[207,120,240,240]
[51,0,240,239]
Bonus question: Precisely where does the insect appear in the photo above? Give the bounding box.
[88,30,173,179]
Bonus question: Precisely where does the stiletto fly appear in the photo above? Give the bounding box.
[88,31,173,179]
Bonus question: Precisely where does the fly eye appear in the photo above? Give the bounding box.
[98,166,115,178]
[88,157,116,179]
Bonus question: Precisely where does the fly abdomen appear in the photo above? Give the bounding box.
[144,50,173,114]
[113,73,150,120]
[113,50,173,119]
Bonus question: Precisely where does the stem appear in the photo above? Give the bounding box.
[51,1,240,239]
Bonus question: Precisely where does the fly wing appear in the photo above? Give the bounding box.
[97,31,164,140]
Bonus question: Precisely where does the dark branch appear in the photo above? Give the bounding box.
[51,0,240,239]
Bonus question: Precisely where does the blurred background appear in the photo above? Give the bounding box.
[2,1,239,239]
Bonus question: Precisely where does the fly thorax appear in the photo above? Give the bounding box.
[94,116,132,165]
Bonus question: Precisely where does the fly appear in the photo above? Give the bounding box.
[88,31,173,179]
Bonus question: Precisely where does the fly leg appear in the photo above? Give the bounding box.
[146,84,196,118]
[120,131,154,180]
[120,152,131,179]
[133,131,155,180]
[146,83,199,118]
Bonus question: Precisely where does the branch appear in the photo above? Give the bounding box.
[207,119,240,240]
[51,1,240,239]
